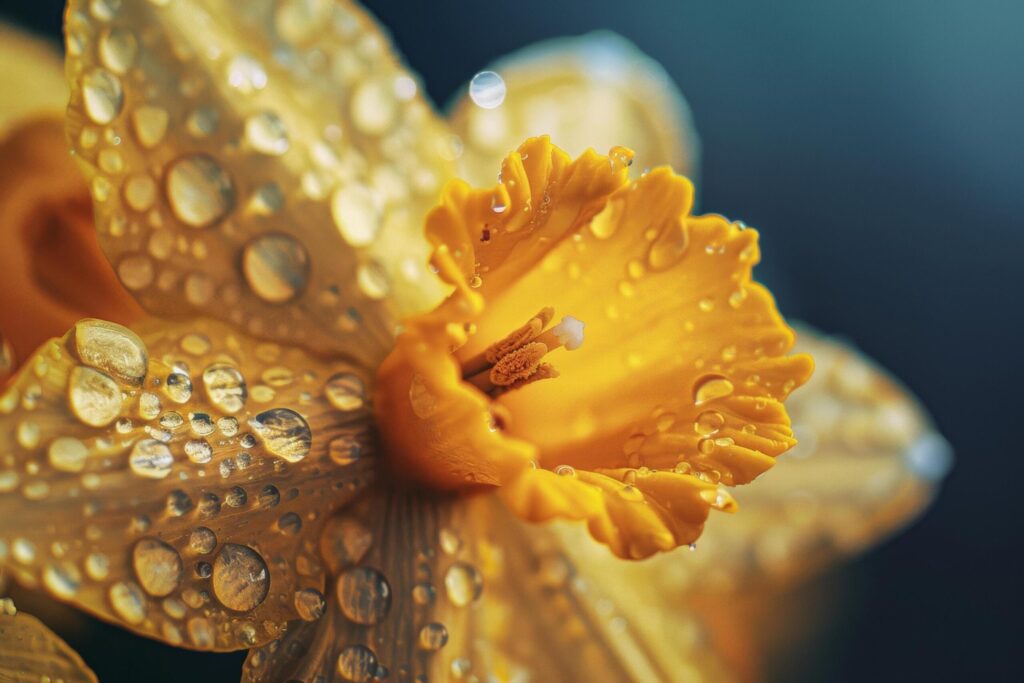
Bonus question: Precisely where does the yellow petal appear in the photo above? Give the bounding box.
[64,0,455,366]
[449,32,699,187]
[0,116,143,372]
[377,138,810,558]
[0,318,374,650]
[243,490,733,681]
[0,23,67,135]
[0,599,97,683]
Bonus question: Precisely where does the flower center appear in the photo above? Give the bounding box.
[460,308,585,398]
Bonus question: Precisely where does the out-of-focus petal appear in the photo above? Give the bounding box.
[0,318,374,650]
[0,23,67,135]
[0,598,97,683]
[449,32,699,186]
[64,0,455,366]
[243,490,733,681]
[0,117,143,371]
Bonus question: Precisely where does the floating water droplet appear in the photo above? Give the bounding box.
[189,527,217,555]
[242,233,310,303]
[99,26,138,74]
[74,319,148,385]
[166,155,235,228]
[82,68,124,124]
[336,566,391,625]
[693,376,734,406]
[331,185,381,247]
[212,544,269,612]
[108,580,147,625]
[469,71,506,109]
[293,588,326,621]
[69,366,122,427]
[245,111,290,155]
[336,644,378,683]
[250,408,311,462]
[129,439,173,479]
[48,437,89,473]
[133,538,183,597]
[444,562,483,607]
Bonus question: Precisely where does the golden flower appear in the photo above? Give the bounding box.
[0,2,949,681]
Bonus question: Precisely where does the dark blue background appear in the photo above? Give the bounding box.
[2,1,1020,680]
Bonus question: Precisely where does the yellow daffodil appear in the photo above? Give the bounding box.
[0,2,950,681]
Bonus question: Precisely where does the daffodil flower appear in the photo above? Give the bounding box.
[0,2,950,681]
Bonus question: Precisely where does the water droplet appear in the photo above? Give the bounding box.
[258,484,280,508]
[293,588,326,621]
[184,438,213,464]
[647,219,689,271]
[250,408,311,462]
[444,562,483,607]
[118,254,154,290]
[694,410,725,436]
[48,437,89,473]
[324,372,365,411]
[227,54,267,94]
[245,111,290,155]
[132,538,183,597]
[166,155,235,228]
[129,439,173,479]
[211,544,269,612]
[43,561,82,599]
[198,364,247,413]
[277,511,302,535]
[82,68,124,124]
[337,644,378,683]
[350,79,396,135]
[331,185,381,247]
[327,432,364,466]
[132,106,169,148]
[412,582,435,605]
[418,622,449,651]
[85,552,110,580]
[439,528,461,555]
[356,260,390,299]
[469,71,506,109]
[190,527,217,555]
[139,392,161,420]
[164,369,193,403]
[693,376,735,406]
[99,26,137,74]
[336,567,391,625]
[187,616,215,648]
[189,412,216,436]
[108,580,147,625]
[319,516,372,573]
[74,319,148,385]
[554,464,576,477]
[241,233,310,303]
[217,416,239,437]
[69,366,122,427]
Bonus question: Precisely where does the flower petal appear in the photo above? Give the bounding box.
[449,32,699,187]
[0,318,374,650]
[0,22,67,135]
[0,599,98,683]
[614,326,952,592]
[64,0,455,366]
[243,490,732,681]
[0,116,143,372]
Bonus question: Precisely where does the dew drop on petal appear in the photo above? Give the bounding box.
[444,562,483,607]
[132,538,183,597]
[245,111,290,156]
[336,566,391,625]
[82,68,124,124]
[293,588,326,621]
[337,644,378,683]
[129,439,173,479]
[330,185,381,247]
[164,369,193,404]
[211,544,269,612]
[324,372,365,411]
[202,364,248,413]
[132,105,169,148]
[418,622,449,651]
[327,433,363,466]
[249,408,311,462]
[43,561,82,599]
[68,366,122,427]
[693,375,735,406]
[166,155,235,228]
[73,319,148,385]
[242,233,310,303]
[108,580,147,625]
[226,54,267,94]
[468,71,506,109]
[48,437,89,473]
[189,527,217,555]
[99,26,138,74]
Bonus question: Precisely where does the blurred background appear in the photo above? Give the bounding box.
[1,0,1020,680]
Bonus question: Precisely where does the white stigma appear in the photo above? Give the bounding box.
[551,316,585,351]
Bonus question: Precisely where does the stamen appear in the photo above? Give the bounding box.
[462,309,584,397]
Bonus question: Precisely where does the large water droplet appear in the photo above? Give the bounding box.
[242,234,309,303]
[108,580,147,625]
[212,544,269,611]
[82,68,124,124]
[469,71,506,109]
[324,372,365,411]
[133,538,183,597]
[129,439,173,479]
[330,185,381,247]
[444,562,483,607]
[69,366,122,427]
[202,364,248,413]
[336,566,391,625]
[245,111,290,155]
[336,644,378,683]
[250,408,311,462]
[693,375,735,406]
[74,319,148,385]
[166,155,235,228]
